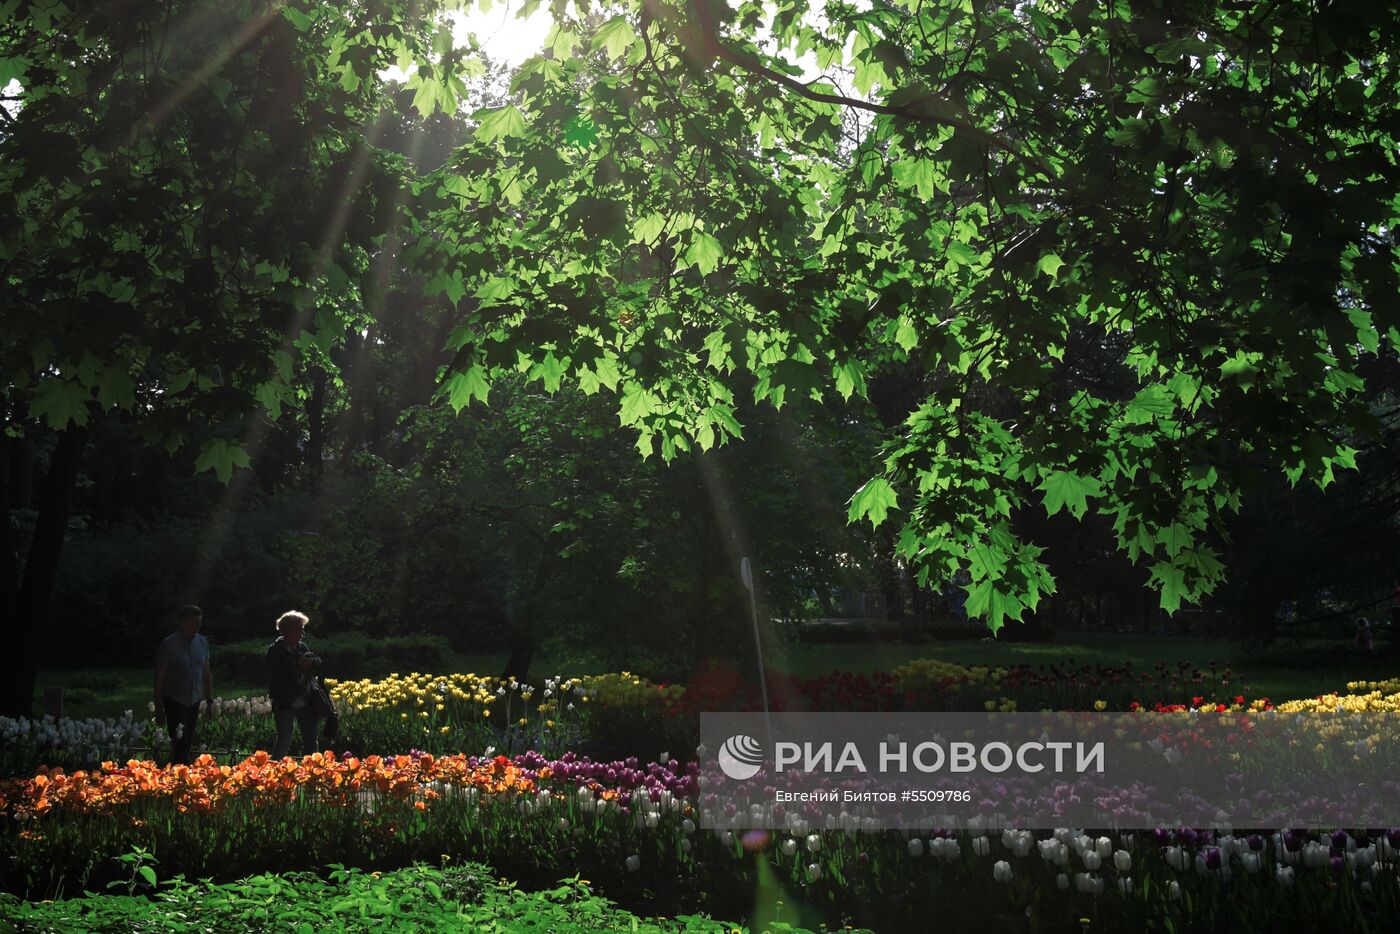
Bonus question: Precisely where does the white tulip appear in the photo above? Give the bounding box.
[1056,873,1069,891]
[806,833,821,853]
[908,838,924,857]
[1116,876,1132,894]
[1113,850,1131,872]
[781,839,797,857]
[972,836,991,856]
[1276,866,1295,888]
[1096,837,1112,859]
[993,860,1013,884]
[1169,881,1182,901]
[805,863,821,882]
[625,854,641,872]
[1082,851,1102,871]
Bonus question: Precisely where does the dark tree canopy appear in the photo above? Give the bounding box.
[413,0,1400,628]
[3,0,1399,716]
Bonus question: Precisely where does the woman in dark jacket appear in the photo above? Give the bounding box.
[267,610,322,758]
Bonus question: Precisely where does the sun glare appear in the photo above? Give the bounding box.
[452,1,553,67]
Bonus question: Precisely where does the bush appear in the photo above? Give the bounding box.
[216,632,455,685]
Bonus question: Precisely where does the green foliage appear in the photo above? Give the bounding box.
[6,0,1399,651]
[0,861,793,932]
[1,0,462,460]
[217,633,454,685]
[406,0,1399,632]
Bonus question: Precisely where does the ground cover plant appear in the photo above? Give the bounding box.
[0,861,807,933]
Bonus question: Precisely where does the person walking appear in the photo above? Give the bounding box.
[153,605,212,766]
[267,611,323,758]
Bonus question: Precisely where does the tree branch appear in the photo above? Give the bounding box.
[685,0,1054,180]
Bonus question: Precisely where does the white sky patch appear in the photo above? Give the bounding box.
[451,1,553,67]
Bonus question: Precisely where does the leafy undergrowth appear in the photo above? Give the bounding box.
[0,861,818,933]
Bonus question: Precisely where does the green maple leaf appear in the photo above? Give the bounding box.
[30,378,90,429]
[892,157,941,201]
[1150,561,1188,614]
[847,477,898,527]
[685,231,723,275]
[531,351,567,393]
[592,16,635,61]
[1035,252,1065,278]
[562,114,598,149]
[194,439,251,484]
[1040,470,1100,519]
[474,104,527,143]
[618,383,657,425]
[444,365,491,411]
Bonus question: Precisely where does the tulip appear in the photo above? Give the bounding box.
[972,836,991,856]
[993,860,1013,883]
[625,854,641,873]
[908,838,924,858]
[805,863,821,882]
[806,833,821,853]
[1056,873,1069,892]
[1116,876,1132,894]
[781,839,797,857]
[1276,865,1295,887]
[1168,881,1181,901]
[1113,850,1131,873]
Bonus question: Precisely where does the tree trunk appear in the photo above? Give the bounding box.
[1,427,86,718]
[0,439,18,694]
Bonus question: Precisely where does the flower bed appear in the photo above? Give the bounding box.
[5,669,1399,928]
[2,743,1399,930]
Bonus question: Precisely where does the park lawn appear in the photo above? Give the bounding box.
[31,634,1398,721]
[764,632,1398,703]
[31,668,265,721]
[29,649,509,721]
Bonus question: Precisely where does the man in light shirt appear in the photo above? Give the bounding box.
[153,604,213,766]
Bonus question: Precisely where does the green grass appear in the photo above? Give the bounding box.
[0,860,815,933]
[31,669,264,721]
[30,633,1399,722]
[764,632,1398,702]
